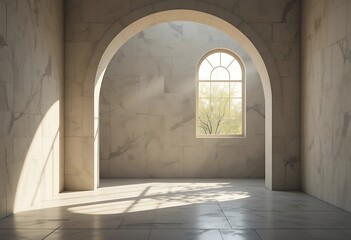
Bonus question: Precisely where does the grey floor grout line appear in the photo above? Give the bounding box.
[216,200,233,229]
[254,229,264,240]
[42,226,60,240]
[218,228,225,240]
[147,228,152,240]
[117,214,127,229]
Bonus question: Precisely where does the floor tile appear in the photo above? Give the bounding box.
[151,219,231,229]
[59,215,124,228]
[153,205,231,228]
[0,216,65,229]
[149,229,223,240]
[119,211,156,228]
[220,229,262,240]
[45,229,151,240]
[226,211,351,229]
[256,229,351,240]
[0,229,54,240]
[1,179,351,240]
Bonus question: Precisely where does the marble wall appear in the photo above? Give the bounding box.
[65,0,301,190]
[0,0,64,218]
[99,22,265,178]
[302,0,351,212]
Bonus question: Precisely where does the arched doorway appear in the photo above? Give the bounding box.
[98,21,265,179]
[92,10,273,189]
[64,8,282,191]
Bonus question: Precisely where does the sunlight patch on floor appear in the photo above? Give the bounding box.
[28,179,253,214]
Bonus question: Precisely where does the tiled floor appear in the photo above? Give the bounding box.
[1,179,351,240]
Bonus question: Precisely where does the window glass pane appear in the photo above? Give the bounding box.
[228,60,242,80]
[199,60,213,80]
[211,98,229,115]
[198,98,211,134]
[220,52,234,68]
[230,99,242,118]
[218,120,231,135]
[197,123,207,135]
[211,67,230,80]
[206,52,220,67]
[199,98,210,111]
[213,98,230,135]
[211,82,229,98]
[204,98,229,135]
[199,82,211,98]
[223,119,242,135]
[230,82,242,98]
[198,97,232,135]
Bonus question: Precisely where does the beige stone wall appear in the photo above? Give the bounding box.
[302,0,351,212]
[100,21,265,178]
[0,0,64,217]
[65,0,301,190]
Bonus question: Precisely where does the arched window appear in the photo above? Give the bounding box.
[196,49,245,137]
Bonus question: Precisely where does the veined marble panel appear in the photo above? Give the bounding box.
[0,0,64,217]
[302,0,351,212]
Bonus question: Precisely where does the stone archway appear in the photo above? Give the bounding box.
[64,5,294,191]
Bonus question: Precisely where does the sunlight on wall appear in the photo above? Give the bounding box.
[13,101,61,212]
[94,69,106,189]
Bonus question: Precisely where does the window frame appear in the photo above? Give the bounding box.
[195,48,246,138]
